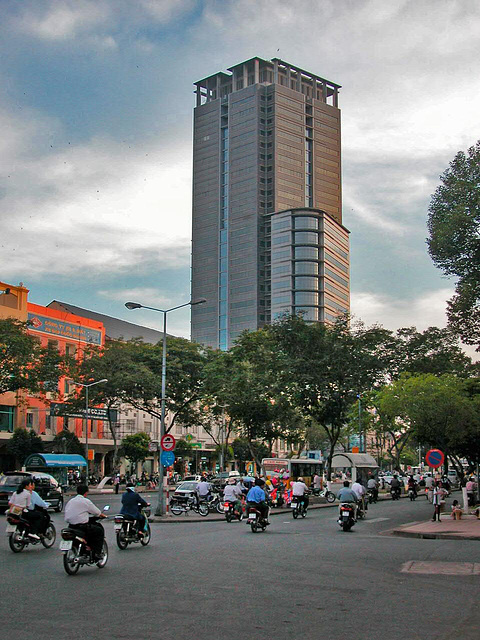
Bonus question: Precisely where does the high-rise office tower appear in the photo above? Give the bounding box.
[191,57,350,350]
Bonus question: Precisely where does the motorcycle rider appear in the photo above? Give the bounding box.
[28,483,51,535]
[291,476,309,511]
[313,473,322,493]
[390,475,401,498]
[223,477,244,516]
[407,475,417,497]
[8,479,42,539]
[64,484,107,561]
[367,475,378,502]
[195,476,211,507]
[352,478,367,513]
[336,481,358,519]
[246,478,270,524]
[120,482,150,535]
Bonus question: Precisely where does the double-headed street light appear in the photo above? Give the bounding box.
[125,297,206,516]
[70,378,108,484]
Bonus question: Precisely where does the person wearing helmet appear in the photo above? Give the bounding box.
[120,482,150,535]
[291,477,309,511]
[223,477,243,516]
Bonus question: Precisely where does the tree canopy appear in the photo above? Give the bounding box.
[427,140,480,348]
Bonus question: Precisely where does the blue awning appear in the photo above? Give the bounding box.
[24,453,87,468]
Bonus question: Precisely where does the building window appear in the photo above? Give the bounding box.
[295,246,318,260]
[0,405,15,432]
[294,261,319,275]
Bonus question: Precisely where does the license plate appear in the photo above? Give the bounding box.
[114,524,122,531]
[342,511,350,516]
[6,524,16,534]
[60,540,73,551]
[291,502,297,508]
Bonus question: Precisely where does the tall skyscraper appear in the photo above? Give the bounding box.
[191,57,350,350]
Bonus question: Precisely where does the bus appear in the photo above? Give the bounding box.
[262,458,324,486]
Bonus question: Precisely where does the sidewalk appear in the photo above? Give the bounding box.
[391,515,480,541]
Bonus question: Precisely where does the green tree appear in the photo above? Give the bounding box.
[0,318,66,396]
[7,427,44,466]
[427,140,480,349]
[120,432,150,469]
[52,429,85,456]
[270,315,391,479]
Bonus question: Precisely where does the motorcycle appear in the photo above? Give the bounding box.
[338,502,356,532]
[408,487,417,501]
[313,487,336,503]
[60,506,110,575]
[224,499,245,522]
[6,506,56,553]
[170,496,209,517]
[356,498,367,520]
[114,506,151,549]
[206,490,225,514]
[391,486,401,500]
[269,486,285,508]
[246,504,269,533]
[291,496,308,519]
[367,488,377,504]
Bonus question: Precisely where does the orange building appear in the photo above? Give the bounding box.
[0,280,113,474]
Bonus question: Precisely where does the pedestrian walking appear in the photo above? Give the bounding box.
[432,481,447,522]
[466,477,476,507]
[114,474,120,495]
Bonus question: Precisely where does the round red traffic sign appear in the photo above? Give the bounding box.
[161,434,176,452]
[425,449,444,469]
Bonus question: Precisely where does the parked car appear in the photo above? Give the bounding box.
[0,471,64,513]
[171,481,198,502]
[182,475,202,483]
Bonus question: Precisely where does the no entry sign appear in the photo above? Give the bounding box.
[161,434,176,452]
[425,449,445,469]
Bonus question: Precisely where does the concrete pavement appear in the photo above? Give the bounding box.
[391,515,480,540]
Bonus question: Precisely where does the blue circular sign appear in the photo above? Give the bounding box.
[160,450,175,467]
[425,449,444,468]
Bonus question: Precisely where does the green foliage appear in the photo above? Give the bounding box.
[52,429,85,456]
[0,318,66,396]
[7,427,43,465]
[427,140,480,348]
[175,438,194,456]
[120,432,150,466]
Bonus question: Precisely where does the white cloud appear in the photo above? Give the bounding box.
[15,0,110,41]
[351,287,453,332]
[98,288,179,308]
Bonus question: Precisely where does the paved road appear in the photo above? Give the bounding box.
[1,495,478,640]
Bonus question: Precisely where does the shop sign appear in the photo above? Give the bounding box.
[28,313,102,345]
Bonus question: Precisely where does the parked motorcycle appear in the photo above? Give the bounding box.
[291,497,307,519]
[60,507,110,575]
[206,490,225,514]
[170,496,209,517]
[224,500,245,522]
[6,506,56,553]
[246,504,269,533]
[313,487,336,503]
[114,506,151,549]
[338,502,356,532]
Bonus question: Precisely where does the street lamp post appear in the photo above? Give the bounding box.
[70,379,108,484]
[125,298,206,516]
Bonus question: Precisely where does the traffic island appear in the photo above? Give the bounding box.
[390,515,480,541]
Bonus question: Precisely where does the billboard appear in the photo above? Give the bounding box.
[49,402,117,422]
[28,312,102,345]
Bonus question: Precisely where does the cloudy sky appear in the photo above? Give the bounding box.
[1,0,479,351]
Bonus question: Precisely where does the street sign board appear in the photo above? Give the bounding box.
[50,403,118,422]
[160,451,175,467]
[148,441,158,452]
[87,449,94,461]
[161,434,176,451]
[189,442,201,448]
[425,449,444,468]
[185,434,194,442]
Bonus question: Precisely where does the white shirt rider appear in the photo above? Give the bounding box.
[64,494,101,525]
[196,480,211,497]
[352,481,366,499]
[291,481,308,497]
[223,483,243,502]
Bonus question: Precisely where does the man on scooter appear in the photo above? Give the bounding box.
[64,485,107,561]
[337,481,358,519]
[120,482,150,535]
[291,477,309,510]
[247,478,270,524]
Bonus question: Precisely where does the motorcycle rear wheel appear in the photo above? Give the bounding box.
[326,492,336,503]
[9,531,26,553]
[116,529,129,550]
[171,504,183,516]
[96,541,108,568]
[292,509,298,519]
[250,522,258,533]
[225,513,232,523]
[342,521,352,532]
[140,524,151,546]
[41,523,56,548]
[63,548,80,575]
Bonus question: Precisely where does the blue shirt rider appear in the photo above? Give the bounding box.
[246,479,270,524]
[120,483,149,534]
